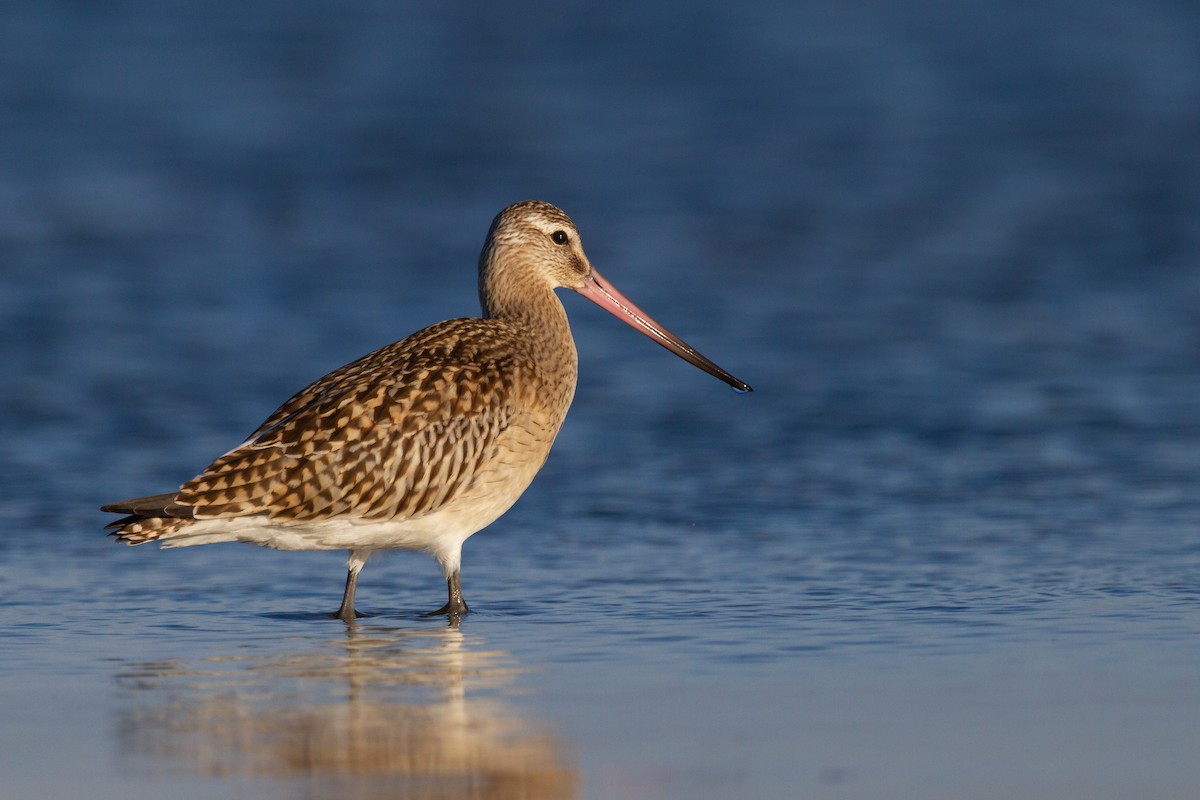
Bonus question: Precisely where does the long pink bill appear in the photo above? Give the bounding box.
[574,268,753,393]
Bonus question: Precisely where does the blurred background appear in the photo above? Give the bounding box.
[4,0,1200,470]
[2,2,1199,798]
[3,1,1198,511]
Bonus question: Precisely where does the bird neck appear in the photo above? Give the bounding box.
[478,251,569,329]
[478,254,579,412]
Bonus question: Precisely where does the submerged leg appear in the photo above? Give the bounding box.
[334,549,370,621]
[426,569,469,616]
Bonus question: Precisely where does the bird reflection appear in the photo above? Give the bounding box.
[115,620,578,799]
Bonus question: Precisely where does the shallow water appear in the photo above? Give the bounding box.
[3,1,1200,798]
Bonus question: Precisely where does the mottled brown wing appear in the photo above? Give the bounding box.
[178,320,525,522]
[244,344,390,442]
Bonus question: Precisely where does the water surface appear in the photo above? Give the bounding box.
[3,1,1200,798]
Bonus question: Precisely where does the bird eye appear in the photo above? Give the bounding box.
[551,230,569,245]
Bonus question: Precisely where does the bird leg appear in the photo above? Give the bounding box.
[426,569,469,616]
[334,550,369,621]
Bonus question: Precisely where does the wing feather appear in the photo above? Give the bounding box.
[177,319,526,523]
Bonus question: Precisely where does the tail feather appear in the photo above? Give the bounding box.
[102,492,195,545]
[101,492,194,517]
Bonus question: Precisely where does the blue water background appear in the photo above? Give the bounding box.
[2,2,1200,798]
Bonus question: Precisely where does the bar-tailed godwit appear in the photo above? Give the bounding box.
[103,200,751,619]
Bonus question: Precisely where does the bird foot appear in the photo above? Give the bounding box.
[423,601,469,617]
[331,608,368,622]
[425,570,469,617]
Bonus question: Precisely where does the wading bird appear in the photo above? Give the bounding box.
[103,200,751,620]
